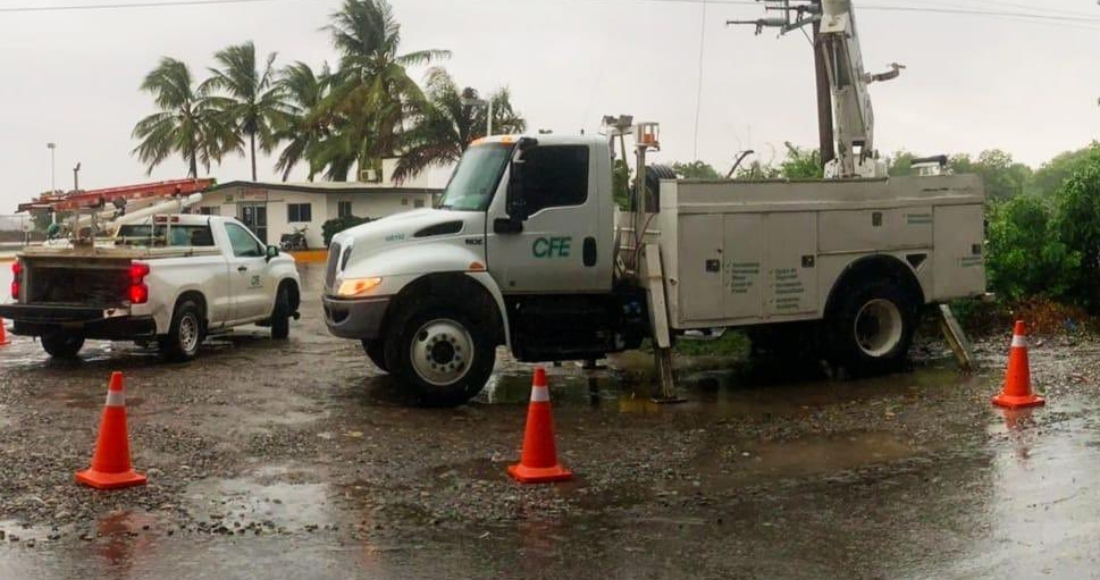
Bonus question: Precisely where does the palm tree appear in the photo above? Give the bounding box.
[131,57,236,177]
[392,68,526,183]
[315,0,450,180]
[272,61,333,181]
[203,41,284,181]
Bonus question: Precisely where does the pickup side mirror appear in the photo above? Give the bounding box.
[265,244,279,260]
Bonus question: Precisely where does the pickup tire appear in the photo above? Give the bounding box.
[271,286,292,340]
[828,281,915,376]
[384,301,495,407]
[160,299,204,362]
[361,339,388,372]
[41,332,85,359]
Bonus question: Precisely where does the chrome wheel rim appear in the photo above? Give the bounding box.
[854,299,903,357]
[409,319,474,386]
[180,313,200,354]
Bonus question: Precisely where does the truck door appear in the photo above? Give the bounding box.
[224,222,270,321]
[486,144,603,294]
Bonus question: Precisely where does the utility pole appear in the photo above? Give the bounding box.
[73,162,81,191]
[46,142,56,192]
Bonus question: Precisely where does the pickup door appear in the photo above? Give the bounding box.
[222,222,273,321]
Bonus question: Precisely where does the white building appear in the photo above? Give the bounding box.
[199,159,441,248]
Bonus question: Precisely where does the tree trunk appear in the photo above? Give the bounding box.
[250,131,258,181]
[189,148,198,179]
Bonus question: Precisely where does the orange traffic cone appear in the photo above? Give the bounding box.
[0,318,10,346]
[76,372,147,490]
[992,321,1045,409]
[507,367,573,484]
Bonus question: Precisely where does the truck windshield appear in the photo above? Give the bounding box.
[438,143,513,211]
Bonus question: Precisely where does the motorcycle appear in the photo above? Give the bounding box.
[279,225,309,251]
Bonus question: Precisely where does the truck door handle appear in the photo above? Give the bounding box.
[583,237,597,267]
[238,266,248,272]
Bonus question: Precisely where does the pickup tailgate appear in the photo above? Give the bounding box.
[3,256,133,320]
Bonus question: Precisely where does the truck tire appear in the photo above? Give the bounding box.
[384,301,495,407]
[828,281,915,376]
[361,339,388,372]
[160,300,204,362]
[41,332,85,359]
[271,286,291,340]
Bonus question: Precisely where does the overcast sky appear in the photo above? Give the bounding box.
[1,0,1099,213]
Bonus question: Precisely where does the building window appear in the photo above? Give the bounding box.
[401,198,409,206]
[198,206,219,216]
[414,199,425,208]
[338,201,353,218]
[287,203,312,223]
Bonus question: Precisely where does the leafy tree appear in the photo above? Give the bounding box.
[1030,142,1100,196]
[392,68,525,183]
[949,150,1031,201]
[732,160,781,180]
[273,61,333,181]
[203,41,285,181]
[780,143,824,179]
[322,214,371,246]
[612,158,631,210]
[1058,161,1100,311]
[317,0,450,181]
[985,196,1079,302]
[131,57,236,177]
[671,160,721,180]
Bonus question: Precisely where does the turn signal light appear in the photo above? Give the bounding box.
[337,277,382,297]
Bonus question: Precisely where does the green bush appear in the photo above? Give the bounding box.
[322,215,372,247]
[984,195,1079,302]
[1058,163,1100,312]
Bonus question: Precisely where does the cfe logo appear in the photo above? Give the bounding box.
[532,236,572,259]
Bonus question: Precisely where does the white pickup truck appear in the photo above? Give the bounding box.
[322,131,987,407]
[1,214,301,361]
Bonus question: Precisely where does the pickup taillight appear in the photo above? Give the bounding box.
[10,260,21,300]
[129,262,150,304]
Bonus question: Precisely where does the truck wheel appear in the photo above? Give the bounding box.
[829,281,915,375]
[161,300,204,362]
[41,332,85,359]
[361,339,388,372]
[385,303,495,407]
[271,286,291,340]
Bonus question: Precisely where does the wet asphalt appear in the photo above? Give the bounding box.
[1,263,1099,579]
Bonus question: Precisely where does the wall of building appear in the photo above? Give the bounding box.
[196,186,435,248]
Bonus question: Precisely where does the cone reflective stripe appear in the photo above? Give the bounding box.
[76,372,148,490]
[992,321,1045,409]
[507,367,572,484]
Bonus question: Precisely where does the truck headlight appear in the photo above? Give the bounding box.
[337,277,383,297]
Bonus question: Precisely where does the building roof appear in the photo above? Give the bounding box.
[209,180,440,196]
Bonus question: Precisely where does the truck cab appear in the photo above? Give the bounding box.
[323,135,644,406]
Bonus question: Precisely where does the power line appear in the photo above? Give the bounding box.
[0,0,320,14]
[692,0,708,159]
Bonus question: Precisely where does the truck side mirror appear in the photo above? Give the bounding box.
[506,160,529,222]
[266,244,279,260]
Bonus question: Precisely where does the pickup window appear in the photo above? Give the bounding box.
[225,223,265,257]
[116,224,216,247]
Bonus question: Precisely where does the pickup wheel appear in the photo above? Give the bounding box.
[828,281,916,376]
[271,286,292,340]
[384,302,495,407]
[361,339,388,372]
[41,332,85,359]
[161,299,204,362]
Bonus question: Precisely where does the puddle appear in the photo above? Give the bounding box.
[691,430,921,484]
[184,475,339,533]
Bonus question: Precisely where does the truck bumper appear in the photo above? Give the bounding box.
[0,303,157,340]
[322,295,390,340]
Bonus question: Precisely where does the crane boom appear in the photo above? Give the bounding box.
[728,0,902,179]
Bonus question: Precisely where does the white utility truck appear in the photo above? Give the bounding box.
[322,0,987,406]
[2,211,302,361]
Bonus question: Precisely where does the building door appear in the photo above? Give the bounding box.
[239,204,268,244]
